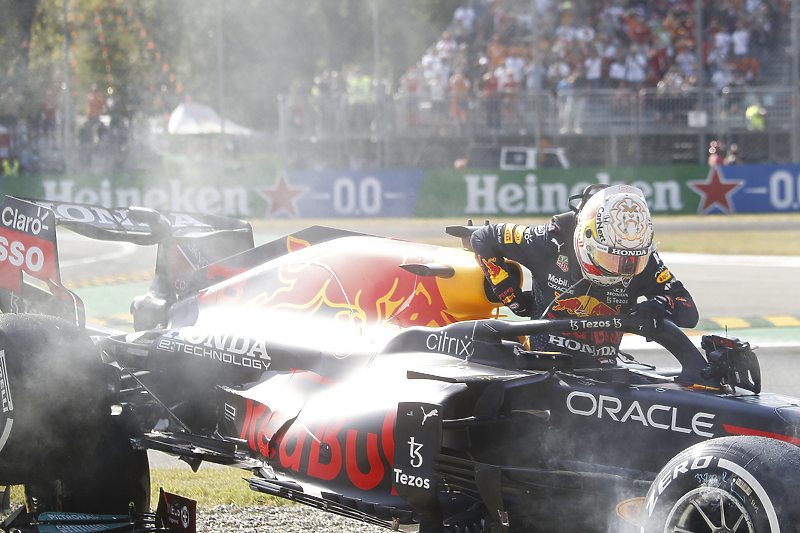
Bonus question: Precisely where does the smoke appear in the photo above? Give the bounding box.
[0,314,111,486]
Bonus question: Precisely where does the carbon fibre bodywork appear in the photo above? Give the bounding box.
[0,195,798,533]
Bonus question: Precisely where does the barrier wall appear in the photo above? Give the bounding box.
[2,163,799,218]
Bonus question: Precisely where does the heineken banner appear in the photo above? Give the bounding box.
[418,164,800,216]
[2,163,799,218]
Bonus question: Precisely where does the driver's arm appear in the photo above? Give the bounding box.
[637,252,699,329]
[470,223,533,317]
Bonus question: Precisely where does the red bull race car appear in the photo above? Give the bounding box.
[0,195,799,533]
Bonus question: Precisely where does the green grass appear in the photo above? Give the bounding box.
[150,467,288,509]
[1,468,289,513]
[2,485,23,509]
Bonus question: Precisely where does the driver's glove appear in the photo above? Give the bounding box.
[492,278,533,317]
[634,296,668,339]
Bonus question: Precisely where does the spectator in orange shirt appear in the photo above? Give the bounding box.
[86,84,106,122]
[449,70,471,132]
[482,68,501,129]
[486,34,506,68]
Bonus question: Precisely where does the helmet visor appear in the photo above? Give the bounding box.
[585,238,652,277]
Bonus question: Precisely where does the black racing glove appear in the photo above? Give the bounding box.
[634,296,668,339]
[492,278,533,317]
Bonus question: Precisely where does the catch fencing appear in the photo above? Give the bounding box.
[388,87,793,137]
[279,85,798,168]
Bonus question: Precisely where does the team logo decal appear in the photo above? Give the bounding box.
[421,406,439,425]
[552,295,621,317]
[481,257,508,284]
[409,437,424,467]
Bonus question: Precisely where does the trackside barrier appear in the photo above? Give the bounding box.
[1,163,799,219]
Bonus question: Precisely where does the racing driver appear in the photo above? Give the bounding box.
[471,184,698,368]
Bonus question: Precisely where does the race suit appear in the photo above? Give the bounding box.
[470,213,698,367]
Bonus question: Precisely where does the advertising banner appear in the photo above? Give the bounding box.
[272,170,424,218]
[0,170,425,219]
[2,163,799,218]
[421,166,698,217]
[693,164,800,214]
[419,164,800,216]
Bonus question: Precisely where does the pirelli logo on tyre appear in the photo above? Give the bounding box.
[0,349,12,414]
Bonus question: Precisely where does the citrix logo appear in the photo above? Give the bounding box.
[426,331,472,356]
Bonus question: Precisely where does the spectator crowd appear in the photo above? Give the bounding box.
[398,0,784,115]
[280,0,788,140]
[290,0,784,134]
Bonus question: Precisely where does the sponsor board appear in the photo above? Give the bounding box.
[690,163,800,213]
[6,163,800,219]
[5,171,424,219]
[419,167,691,216]
[420,164,800,216]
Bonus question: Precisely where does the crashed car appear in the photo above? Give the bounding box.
[0,194,799,533]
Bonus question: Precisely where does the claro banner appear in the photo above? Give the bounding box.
[2,163,799,218]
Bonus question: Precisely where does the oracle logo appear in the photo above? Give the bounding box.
[0,237,44,272]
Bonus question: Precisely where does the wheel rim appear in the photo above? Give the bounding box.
[664,487,756,533]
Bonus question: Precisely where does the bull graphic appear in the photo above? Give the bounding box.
[551,296,621,317]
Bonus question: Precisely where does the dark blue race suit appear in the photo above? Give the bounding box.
[470,212,698,367]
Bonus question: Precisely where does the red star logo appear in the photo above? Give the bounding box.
[255,173,308,218]
[688,166,744,214]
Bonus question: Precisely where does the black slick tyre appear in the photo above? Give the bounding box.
[639,436,800,533]
[0,314,111,485]
[25,417,150,514]
[0,314,149,513]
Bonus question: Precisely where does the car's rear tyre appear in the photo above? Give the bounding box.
[0,314,112,485]
[25,417,150,514]
[0,314,149,513]
[639,436,800,533]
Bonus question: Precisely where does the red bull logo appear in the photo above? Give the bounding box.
[497,286,515,304]
[551,295,621,317]
[481,257,508,285]
[199,237,459,329]
[238,397,396,492]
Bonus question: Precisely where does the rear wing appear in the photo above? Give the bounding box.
[0,196,83,326]
[34,198,252,244]
[0,196,254,329]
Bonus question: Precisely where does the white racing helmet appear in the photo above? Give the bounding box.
[574,184,655,286]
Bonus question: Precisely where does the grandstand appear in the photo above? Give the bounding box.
[278,0,799,170]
